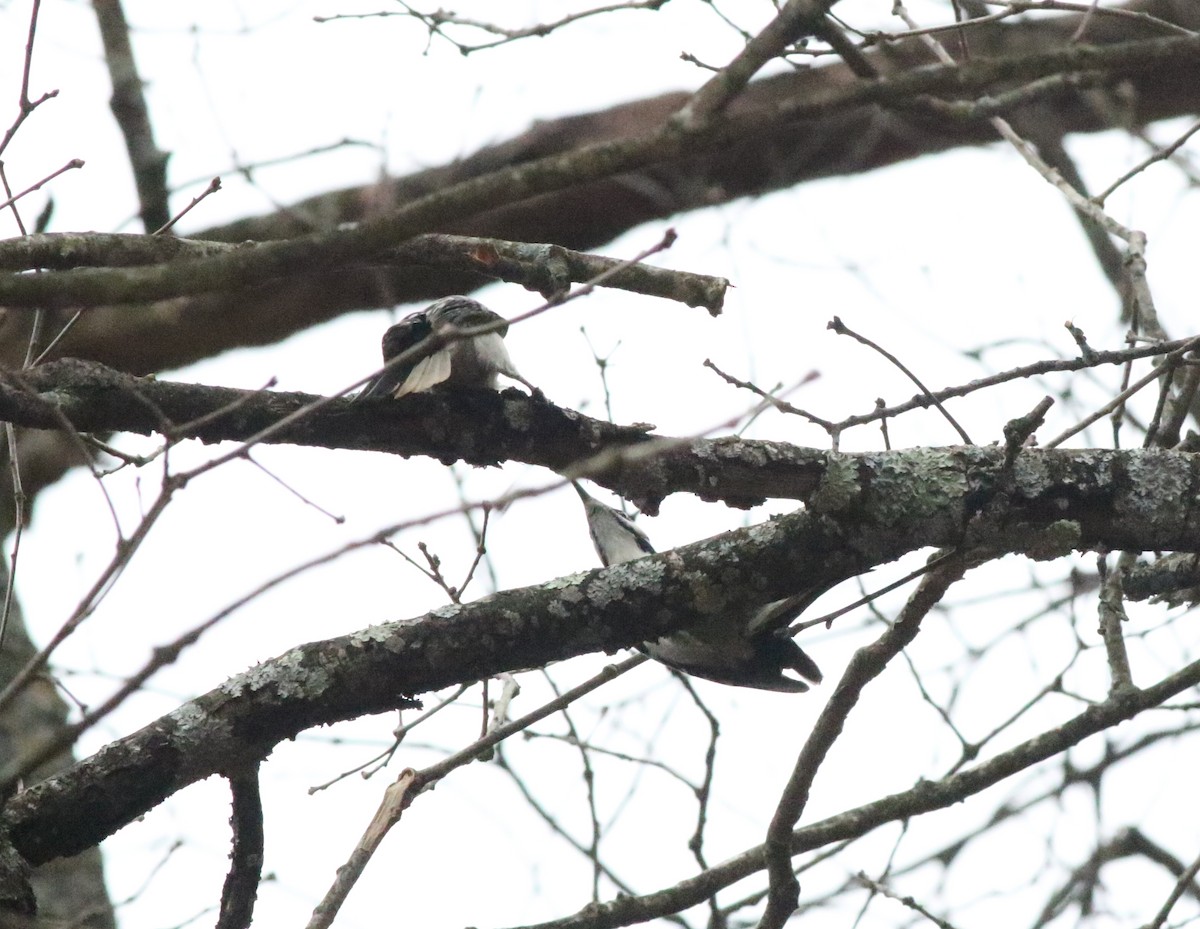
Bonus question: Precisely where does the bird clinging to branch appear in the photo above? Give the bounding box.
[356,295,536,400]
[572,482,825,693]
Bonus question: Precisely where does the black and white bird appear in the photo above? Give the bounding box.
[356,295,535,400]
[573,481,824,693]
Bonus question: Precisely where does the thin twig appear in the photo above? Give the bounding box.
[829,316,973,444]
[30,309,82,366]
[1144,844,1200,929]
[837,335,1197,432]
[1097,552,1135,694]
[306,655,646,929]
[317,1,668,53]
[0,426,25,651]
[1043,338,1200,448]
[704,359,829,429]
[0,0,57,160]
[759,553,973,929]
[153,176,221,235]
[246,454,345,525]
[1094,119,1200,207]
[307,684,472,794]
[0,159,84,213]
[853,873,961,929]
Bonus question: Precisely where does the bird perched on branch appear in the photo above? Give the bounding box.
[573,481,824,693]
[356,295,536,400]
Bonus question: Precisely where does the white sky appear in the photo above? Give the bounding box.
[3,1,1200,927]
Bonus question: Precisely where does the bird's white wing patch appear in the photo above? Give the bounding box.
[394,351,453,397]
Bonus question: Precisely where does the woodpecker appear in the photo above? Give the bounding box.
[356,296,535,400]
[572,482,823,693]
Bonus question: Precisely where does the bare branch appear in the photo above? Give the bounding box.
[0,231,726,313]
[216,766,264,929]
[760,551,976,929]
[507,656,1200,929]
[7,445,1200,867]
[91,0,170,232]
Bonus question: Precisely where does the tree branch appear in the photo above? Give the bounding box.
[0,232,728,314]
[508,657,1200,929]
[90,0,169,233]
[759,551,976,928]
[216,766,263,929]
[5,438,1200,865]
[8,359,1200,516]
[0,8,1196,375]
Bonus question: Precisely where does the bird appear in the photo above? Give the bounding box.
[356,295,536,400]
[572,481,824,693]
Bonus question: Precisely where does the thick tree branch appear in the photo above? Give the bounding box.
[5,436,1200,865]
[0,232,728,314]
[0,32,1187,312]
[2,5,1197,926]
[0,7,1195,376]
[0,2,1195,533]
[0,825,34,920]
[7,358,1200,514]
[0,358,820,509]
